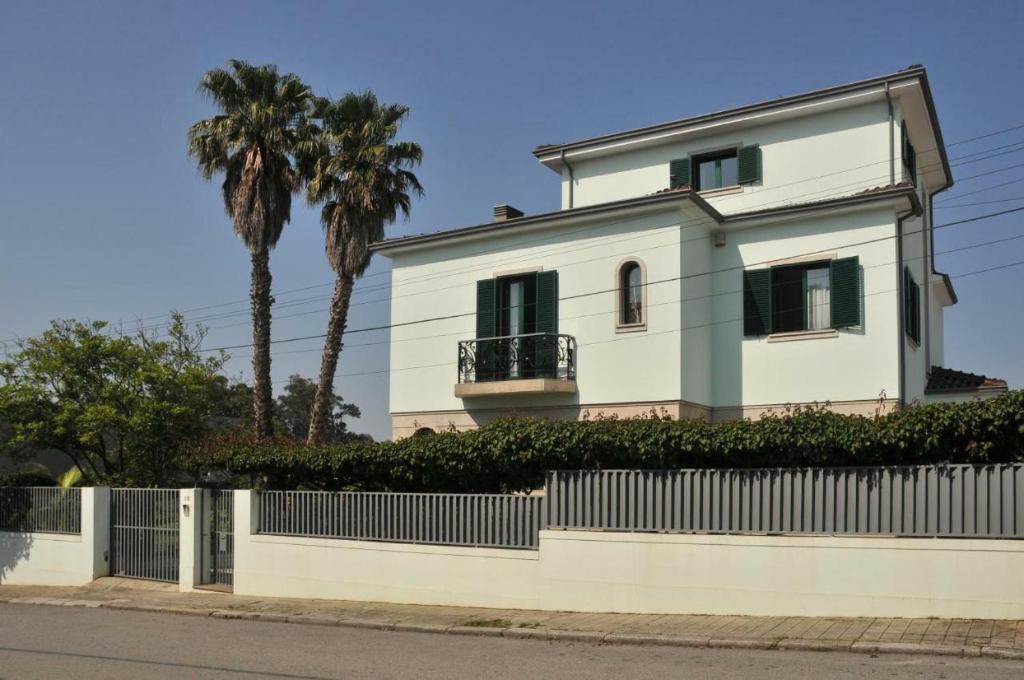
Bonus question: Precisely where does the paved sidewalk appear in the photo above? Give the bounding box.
[2,578,1022,660]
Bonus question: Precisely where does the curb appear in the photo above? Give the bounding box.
[1,596,1016,660]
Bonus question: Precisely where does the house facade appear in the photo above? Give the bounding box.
[373,67,1006,438]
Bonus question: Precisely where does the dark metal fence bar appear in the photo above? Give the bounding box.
[210,490,234,587]
[111,488,180,582]
[0,487,81,534]
[546,465,1024,538]
[257,491,547,549]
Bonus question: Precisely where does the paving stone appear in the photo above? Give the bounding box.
[851,641,980,657]
[604,633,709,648]
[982,647,1024,660]
[777,639,853,652]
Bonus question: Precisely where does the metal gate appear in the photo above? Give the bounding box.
[205,490,234,588]
[111,489,180,582]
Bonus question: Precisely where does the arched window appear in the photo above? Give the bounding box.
[618,260,644,327]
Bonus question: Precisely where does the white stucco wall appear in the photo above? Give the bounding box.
[563,101,892,215]
[0,487,110,586]
[388,206,701,418]
[539,530,1024,619]
[233,491,540,609]
[386,203,906,420]
[710,208,901,408]
[230,490,1024,619]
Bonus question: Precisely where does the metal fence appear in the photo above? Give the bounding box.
[546,465,1024,538]
[0,487,81,535]
[111,488,180,582]
[257,491,547,549]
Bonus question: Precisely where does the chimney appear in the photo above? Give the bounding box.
[493,204,524,222]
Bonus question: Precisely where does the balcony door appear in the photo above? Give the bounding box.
[497,275,537,378]
[473,271,559,383]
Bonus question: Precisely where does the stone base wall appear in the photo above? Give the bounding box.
[391,398,899,439]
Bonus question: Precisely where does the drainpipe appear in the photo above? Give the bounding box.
[922,189,931,372]
[560,149,575,209]
[885,82,895,185]
[896,208,910,407]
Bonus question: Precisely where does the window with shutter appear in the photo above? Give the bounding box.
[902,122,917,185]
[669,157,690,189]
[829,257,861,328]
[743,256,862,337]
[737,145,762,185]
[904,267,921,345]
[475,279,498,381]
[535,270,559,334]
[743,269,772,336]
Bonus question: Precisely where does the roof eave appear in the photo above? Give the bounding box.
[533,67,953,190]
[369,188,723,256]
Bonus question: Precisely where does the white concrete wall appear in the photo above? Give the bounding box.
[230,490,1024,619]
[563,101,891,214]
[0,487,110,587]
[710,208,900,408]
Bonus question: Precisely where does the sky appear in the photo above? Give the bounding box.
[1,1,1023,441]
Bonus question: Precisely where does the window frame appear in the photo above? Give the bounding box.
[692,148,740,192]
[770,259,833,334]
[902,121,917,185]
[904,266,921,346]
[615,258,647,333]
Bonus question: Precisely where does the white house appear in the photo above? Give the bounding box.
[372,66,1006,438]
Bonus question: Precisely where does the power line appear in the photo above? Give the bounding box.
[105,147,1024,342]
[8,120,1024,344]
[315,257,1024,381]
[240,227,1024,363]
[199,204,1024,353]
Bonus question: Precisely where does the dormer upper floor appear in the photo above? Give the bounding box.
[532,67,952,214]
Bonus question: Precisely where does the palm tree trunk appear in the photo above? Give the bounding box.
[307,273,355,445]
[250,247,275,440]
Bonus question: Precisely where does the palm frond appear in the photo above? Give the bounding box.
[301,92,423,276]
[187,60,315,252]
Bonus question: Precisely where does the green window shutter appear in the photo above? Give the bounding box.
[669,157,690,189]
[912,282,920,343]
[737,145,761,184]
[909,272,921,344]
[829,257,861,328]
[475,279,497,381]
[476,279,496,338]
[535,270,559,334]
[903,267,912,340]
[742,269,772,336]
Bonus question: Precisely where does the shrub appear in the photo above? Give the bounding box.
[183,391,1024,493]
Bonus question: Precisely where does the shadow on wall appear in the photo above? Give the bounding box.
[0,531,33,584]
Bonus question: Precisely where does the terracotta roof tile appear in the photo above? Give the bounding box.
[926,366,1008,393]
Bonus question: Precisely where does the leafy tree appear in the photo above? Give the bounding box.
[275,374,363,442]
[187,60,315,440]
[299,92,422,445]
[0,316,226,485]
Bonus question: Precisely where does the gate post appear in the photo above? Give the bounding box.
[83,487,110,580]
[178,488,204,592]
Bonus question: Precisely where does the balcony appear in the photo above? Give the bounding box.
[455,333,577,398]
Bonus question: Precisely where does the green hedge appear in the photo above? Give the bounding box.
[184,391,1024,493]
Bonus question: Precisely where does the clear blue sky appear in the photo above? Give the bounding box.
[2,1,1022,440]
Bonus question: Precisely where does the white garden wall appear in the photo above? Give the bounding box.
[231,492,1024,619]
[0,487,110,586]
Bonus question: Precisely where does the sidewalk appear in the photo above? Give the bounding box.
[2,578,1023,660]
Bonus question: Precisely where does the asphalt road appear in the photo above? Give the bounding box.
[1,604,1022,679]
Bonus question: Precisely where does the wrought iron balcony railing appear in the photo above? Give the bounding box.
[457,333,576,384]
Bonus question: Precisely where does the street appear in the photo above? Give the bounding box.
[0,604,1021,679]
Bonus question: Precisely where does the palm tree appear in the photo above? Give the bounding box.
[187,60,314,439]
[301,92,423,445]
